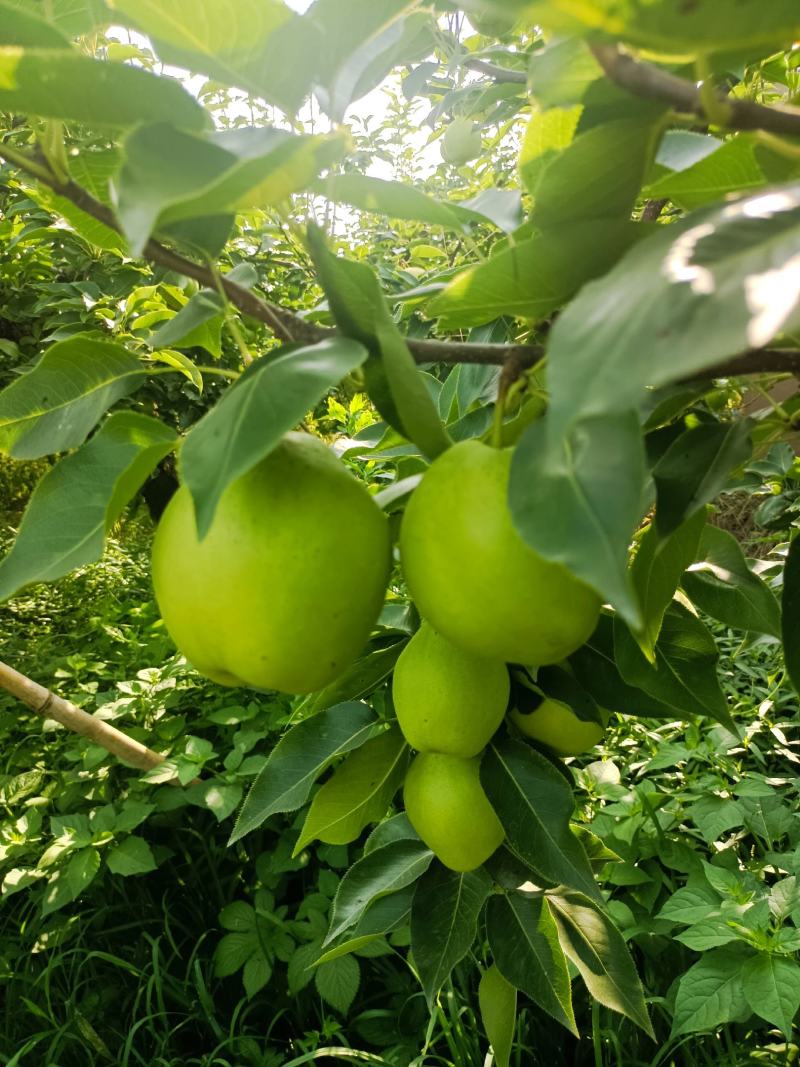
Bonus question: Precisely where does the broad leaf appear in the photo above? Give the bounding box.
[0,47,206,128]
[411,864,492,1006]
[0,337,145,459]
[741,953,800,1040]
[653,420,753,538]
[318,883,415,964]
[487,893,577,1035]
[105,836,157,876]
[305,641,406,715]
[307,225,450,459]
[0,1,72,47]
[548,888,654,1037]
[229,702,378,843]
[671,945,752,1038]
[427,221,636,330]
[41,847,101,916]
[294,727,408,853]
[148,290,224,355]
[683,526,781,638]
[630,508,707,660]
[313,174,494,231]
[482,738,600,901]
[510,411,646,627]
[0,413,176,603]
[325,839,433,946]
[527,38,602,108]
[646,136,767,211]
[783,537,800,695]
[315,954,360,1015]
[479,965,517,1067]
[181,337,368,538]
[614,603,736,732]
[546,185,800,435]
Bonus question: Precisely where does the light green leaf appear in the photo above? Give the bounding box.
[105,835,157,876]
[0,1,72,48]
[549,889,654,1037]
[528,38,602,108]
[0,412,176,602]
[182,337,368,538]
[671,946,752,1038]
[230,702,378,844]
[743,954,800,1039]
[0,337,145,459]
[41,847,101,916]
[148,290,224,357]
[0,47,206,128]
[479,965,517,1067]
[519,105,582,197]
[294,727,408,853]
[487,893,577,1035]
[411,864,492,1006]
[646,136,766,211]
[313,174,493,230]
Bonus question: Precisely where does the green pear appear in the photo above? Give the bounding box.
[441,118,482,165]
[404,752,504,871]
[511,698,609,757]
[393,622,509,757]
[151,433,391,694]
[399,440,600,665]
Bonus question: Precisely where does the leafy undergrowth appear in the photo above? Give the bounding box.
[0,517,798,1066]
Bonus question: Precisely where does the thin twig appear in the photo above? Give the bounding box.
[591,43,800,137]
[463,58,526,84]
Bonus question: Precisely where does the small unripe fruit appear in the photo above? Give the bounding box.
[511,698,609,757]
[404,752,504,871]
[393,623,509,757]
[441,118,482,165]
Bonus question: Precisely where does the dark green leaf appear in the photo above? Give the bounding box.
[742,954,800,1040]
[482,738,600,901]
[411,864,492,1006]
[487,892,577,1035]
[671,945,752,1038]
[305,641,406,715]
[783,536,800,695]
[229,702,378,844]
[181,337,368,538]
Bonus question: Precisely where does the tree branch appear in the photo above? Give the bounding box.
[591,43,800,137]
[1,143,798,382]
[463,58,526,84]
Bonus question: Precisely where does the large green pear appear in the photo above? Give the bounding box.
[404,752,504,871]
[400,440,600,665]
[511,699,609,757]
[151,433,391,694]
[392,622,509,757]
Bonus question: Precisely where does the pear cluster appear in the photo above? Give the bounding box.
[396,440,605,872]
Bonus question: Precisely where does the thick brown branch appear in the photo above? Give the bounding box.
[689,348,800,380]
[591,43,800,137]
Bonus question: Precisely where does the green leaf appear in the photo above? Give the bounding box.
[481,738,600,902]
[229,702,378,844]
[0,412,176,603]
[569,615,676,719]
[105,835,157,876]
[682,526,781,638]
[243,952,272,998]
[614,603,736,732]
[630,509,707,660]
[324,839,433,946]
[783,536,800,695]
[742,954,800,1038]
[118,123,345,254]
[305,641,406,715]
[487,893,577,1035]
[548,888,654,1038]
[0,1,72,47]
[108,0,313,114]
[528,38,603,108]
[653,420,753,538]
[646,136,766,211]
[313,174,495,231]
[427,221,636,330]
[10,0,112,36]
[0,337,145,459]
[546,184,800,435]
[0,47,206,128]
[658,884,721,924]
[527,0,800,58]
[479,965,517,1067]
[509,411,646,627]
[294,727,408,853]
[410,864,492,1007]
[519,105,582,196]
[148,290,224,356]
[307,224,451,459]
[671,945,752,1038]
[33,149,125,251]
[41,847,101,916]
[181,337,368,538]
[318,883,415,964]
[315,954,360,1015]
[687,796,745,843]
[214,931,255,977]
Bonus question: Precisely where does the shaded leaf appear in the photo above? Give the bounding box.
[671,945,751,1038]
[782,536,800,695]
[479,964,517,1067]
[742,953,800,1039]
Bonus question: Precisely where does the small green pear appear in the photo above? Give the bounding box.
[393,623,509,757]
[404,752,504,871]
[441,118,482,165]
[400,439,600,666]
[151,433,390,694]
[511,698,609,757]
